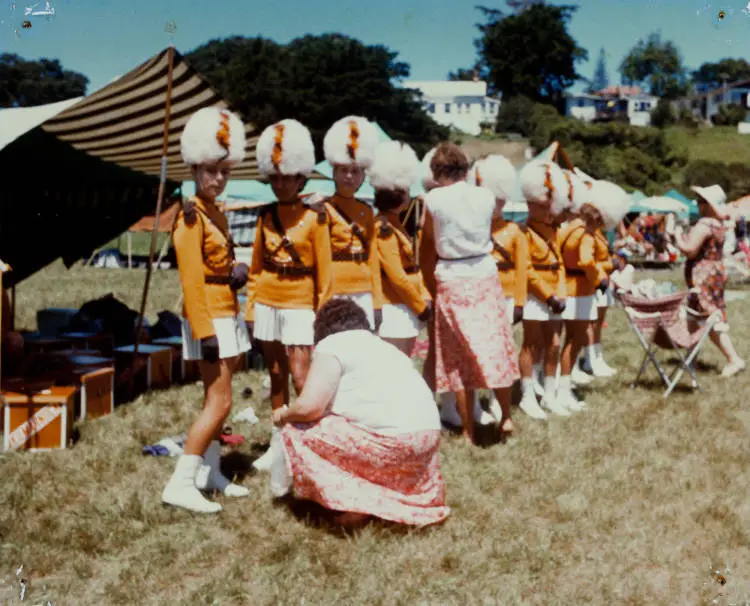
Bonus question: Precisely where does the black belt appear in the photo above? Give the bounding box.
[496,261,514,270]
[262,257,314,277]
[565,268,586,276]
[204,275,232,285]
[438,253,487,262]
[532,263,560,271]
[333,250,369,263]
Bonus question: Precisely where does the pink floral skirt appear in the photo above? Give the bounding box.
[280,415,450,527]
[434,274,519,393]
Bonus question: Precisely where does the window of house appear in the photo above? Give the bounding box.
[445,103,451,113]
[427,103,435,114]
[577,98,585,107]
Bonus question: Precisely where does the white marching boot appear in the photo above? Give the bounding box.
[557,376,586,412]
[572,363,594,386]
[196,441,250,497]
[488,393,504,423]
[253,427,279,472]
[519,379,547,420]
[540,377,571,417]
[590,343,616,377]
[162,455,223,513]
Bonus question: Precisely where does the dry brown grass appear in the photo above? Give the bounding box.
[2,263,750,605]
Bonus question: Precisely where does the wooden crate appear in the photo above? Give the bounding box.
[114,345,172,390]
[2,386,77,452]
[151,336,195,383]
[74,367,114,420]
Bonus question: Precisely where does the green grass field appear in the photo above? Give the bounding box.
[1,261,750,604]
[665,125,750,165]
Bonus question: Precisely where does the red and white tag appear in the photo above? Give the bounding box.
[7,405,63,450]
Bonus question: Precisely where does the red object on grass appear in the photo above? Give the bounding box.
[220,434,245,446]
[603,321,609,329]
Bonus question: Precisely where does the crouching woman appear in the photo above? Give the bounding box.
[269,298,450,528]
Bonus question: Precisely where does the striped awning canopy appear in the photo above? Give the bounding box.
[40,47,262,180]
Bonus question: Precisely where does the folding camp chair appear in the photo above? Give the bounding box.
[618,291,719,397]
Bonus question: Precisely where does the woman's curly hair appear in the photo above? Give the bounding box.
[313,298,371,344]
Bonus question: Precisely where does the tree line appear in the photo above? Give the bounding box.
[3,0,750,187]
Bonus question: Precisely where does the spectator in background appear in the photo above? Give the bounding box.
[676,185,745,377]
[610,250,635,292]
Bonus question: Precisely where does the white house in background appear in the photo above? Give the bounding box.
[403,80,501,136]
[673,79,750,125]
[565,86,658,127]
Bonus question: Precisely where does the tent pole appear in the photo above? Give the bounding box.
[129,45,176,397]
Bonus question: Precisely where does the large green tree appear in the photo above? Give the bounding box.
[187,34,448,157]
[691,58,750,90]
[619,33,688,99]
[0,53,88,107]
[589,47,609,92]
[473,3,587,110]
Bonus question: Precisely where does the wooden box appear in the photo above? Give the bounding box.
[151,336,198,383]
[3,386,77,452]
[114,344,172,390]
[73,367,114,420]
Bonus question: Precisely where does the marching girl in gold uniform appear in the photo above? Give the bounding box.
[322,116,384,328]
[518,161,572,419]
[370,140,433,356]
[556,172,610,411]
[245,119,333,471]
[470,154,527,431]
[162,107,252,513]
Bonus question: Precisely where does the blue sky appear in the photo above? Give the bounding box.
[1,0,749,94]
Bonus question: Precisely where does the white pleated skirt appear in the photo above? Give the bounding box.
[335,292,375,330]
[596,287,614,308]
[182,315,251,361]
[561,295,598,321]
[253,303,315,346]
[379,303,421,339]
[523,295,563,322]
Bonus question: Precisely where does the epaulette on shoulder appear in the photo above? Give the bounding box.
[308,202,328,224]
[182,200,198,226]
[377,215,393,237]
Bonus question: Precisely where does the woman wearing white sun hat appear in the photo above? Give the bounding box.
[370,140,433,355]
[675,184,745,376]
[322,116,383,329]
[161,106,252,514]
[518,160,573,419]
[244,118,334,471]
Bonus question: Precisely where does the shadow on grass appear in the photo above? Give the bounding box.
[273,495,444,539]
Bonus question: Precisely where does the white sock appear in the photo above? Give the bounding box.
[521,377,536,397]
[558,375,572,397]
[543,376,557,401]
[532,364,543,380]
[593,343,603,360]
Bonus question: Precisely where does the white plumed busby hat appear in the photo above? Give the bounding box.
[520,161,570,216]
[589,180,632,229]
[368,141,420,192]
[420,147,438,190]
[180,106,246,166]
[257,119,316,177]
[323,116,379,168]
[470,154,517,200]
[561,168,593,213]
